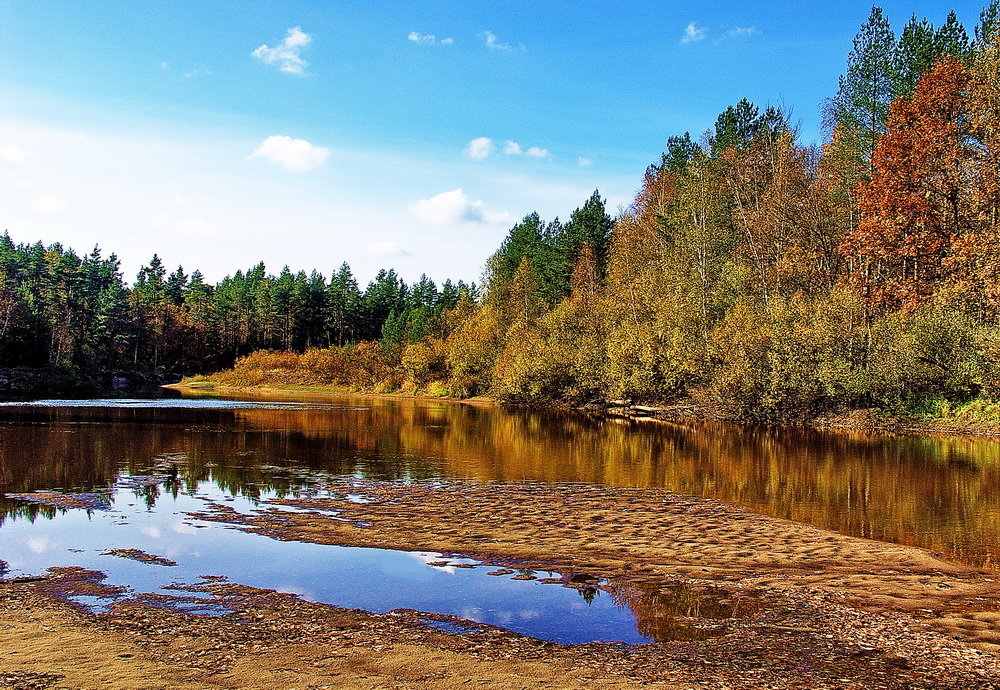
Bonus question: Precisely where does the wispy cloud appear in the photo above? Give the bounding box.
[411,189,511,226]
[408,31,455,45]
[482,31,522,52]
[681,22,707,44]
[252,27,312,74]
[249,135,329,172]
[577,157,594,168]
[726,26,760,39]
[183,66,212,79]
[500,140,550,160]
[464,136,494,160]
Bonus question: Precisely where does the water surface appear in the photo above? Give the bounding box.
[2,394,999,641]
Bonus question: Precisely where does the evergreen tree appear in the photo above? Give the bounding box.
[827,6,898,168]
[648,133,700,177]
[559,190,613,283]
[935,10,971,61]
[409,274,438,309]
[165,266,188,306]
[895,15,938,97]
[977,0,1000,50]
[327,262,362,346]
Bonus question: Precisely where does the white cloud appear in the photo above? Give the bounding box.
[577,157,594,167]
[0,144,28,165]
[159,62,170,70]
[408,31,454,45]
[681,22,707,44]
[252,27,312,74]
[411,188,511,226]
[501,141,549,160]
[727,26,760,38]
[27,537,53,554]
[366,241,412,256]
[183,66,212,79]
[250,135,329,172]
[483,30,520,51]
[464,136,494,160]
[408,31,435,44]
[31,194,66,214]
[140,526,162,539]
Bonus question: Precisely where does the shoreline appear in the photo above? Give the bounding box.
[163,381,498,407]
[5,480,1000,687]
[166,380,1000,439]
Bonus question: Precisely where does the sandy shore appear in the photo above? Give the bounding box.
[163,381,497,407]
[5,480,1000,688]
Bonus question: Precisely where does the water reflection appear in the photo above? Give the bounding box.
[2,395,1000,568]
[0,472,734,645]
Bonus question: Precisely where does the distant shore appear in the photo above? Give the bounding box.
[0,367,181,400]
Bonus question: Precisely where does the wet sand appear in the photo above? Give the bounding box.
[5,481,1000,688]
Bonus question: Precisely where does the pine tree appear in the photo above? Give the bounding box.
[976,0,1000,50]
[935,11,971,61]
[165,266,188,306]
[895,15,938,97]
[327,262,361,346]
[559,190,614,284]
[826,6,898,169]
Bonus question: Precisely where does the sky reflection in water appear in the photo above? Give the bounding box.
[0,464,658,644]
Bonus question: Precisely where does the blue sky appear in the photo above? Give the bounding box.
[0,1,991,285]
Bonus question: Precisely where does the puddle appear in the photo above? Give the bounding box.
[0,475,744,645]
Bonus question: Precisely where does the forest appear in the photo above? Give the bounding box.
[5,3,1000,422]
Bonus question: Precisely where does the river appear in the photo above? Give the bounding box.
[1,392,998,644]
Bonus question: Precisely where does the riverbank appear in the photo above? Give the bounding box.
[165,380,496,407]
[168,379,1000,439]
[5,481,1000,688]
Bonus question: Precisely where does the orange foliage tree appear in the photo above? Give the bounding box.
[843,57,980,312]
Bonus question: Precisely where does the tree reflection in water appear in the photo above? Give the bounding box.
[2,395,1000,567]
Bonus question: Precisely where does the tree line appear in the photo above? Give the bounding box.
[0,234,471,374]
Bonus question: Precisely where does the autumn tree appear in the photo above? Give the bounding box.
[844,57,977,311]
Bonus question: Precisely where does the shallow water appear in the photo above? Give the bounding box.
[1,475,681,644]
[2,393,1000,642]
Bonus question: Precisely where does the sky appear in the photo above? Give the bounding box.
[0,0,992,286]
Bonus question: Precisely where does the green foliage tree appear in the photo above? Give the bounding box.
[827,6,898,169]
